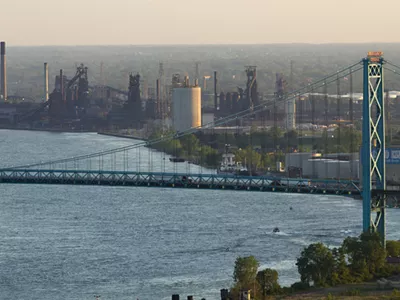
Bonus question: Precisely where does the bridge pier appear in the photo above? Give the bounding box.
[361,52,386,246]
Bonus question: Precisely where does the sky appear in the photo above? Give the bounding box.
[1,0,399,46]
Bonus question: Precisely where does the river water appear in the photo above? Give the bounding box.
[1,130,400,300]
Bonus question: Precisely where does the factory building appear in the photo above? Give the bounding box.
[172,77,201,132]
[285,152,360,179]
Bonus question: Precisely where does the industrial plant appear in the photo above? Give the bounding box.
[2,40,400,182]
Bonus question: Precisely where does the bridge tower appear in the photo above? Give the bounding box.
[362,52,386,245]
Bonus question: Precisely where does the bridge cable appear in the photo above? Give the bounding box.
[311,86,316,178]
[349,69,354,180]
[336,73,341,180]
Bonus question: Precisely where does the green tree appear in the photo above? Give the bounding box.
[233,256,260,291]
[284,130,299,148]
[199,145,219,168]
[267,126,283,143]
[333,127,361,153]
[235,146,262,172]
[331,247,352,285]
[256,268,281,297]
[261,153,273,170]
[180,134,200,158]
[387,240,400,257]
[342,232,386,281]
[296,243,335,287]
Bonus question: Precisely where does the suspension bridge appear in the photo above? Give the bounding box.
[0,52,398,243]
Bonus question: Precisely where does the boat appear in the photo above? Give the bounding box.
[169,157,185,163]
[273,227,280,233]
[217,153,248,175]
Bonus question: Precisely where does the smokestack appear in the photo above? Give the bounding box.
[156,79,160,101]
[60,69,64,102]
[214,71,218,110]
[44,63,49,102]
[1,41,7,102]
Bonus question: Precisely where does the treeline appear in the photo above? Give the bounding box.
[148,126,362,172]
[227,233,400,299]
[197,126,362,154]
[148,130,220,168]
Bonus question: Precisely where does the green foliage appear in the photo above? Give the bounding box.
[387,240,400,257]
[339,288,361,296]
[148,130,220,168]
[233,256,259,291]
[342,232,386,281]
[294,231,391,292]
[319,126,362,154]
[325,293,336,300]
[290,281,310,292]
[234,146,262,171]
[331,247,352,285]
[256,268,281,296]
[296,243,335,287]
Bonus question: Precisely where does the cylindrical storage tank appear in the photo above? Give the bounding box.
[172,87,202,132]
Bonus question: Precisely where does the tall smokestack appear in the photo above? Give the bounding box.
[60,69,64,102]
[214,71,218,110]
[1,41,7,102]
[44,63,49,102]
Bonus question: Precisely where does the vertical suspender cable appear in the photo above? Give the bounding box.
[336,74,341,180]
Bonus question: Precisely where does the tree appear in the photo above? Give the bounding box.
[387,240,400,257]
[284,130,299,148]
[256,268,281,297]
[342,232,386,281]
[197,145,220,167]
[235,147,262,171]
[296,243,335,287]
[331,247,352,285]
[267,126,283,143]
[180,134,199,158]
[233,256,260,291]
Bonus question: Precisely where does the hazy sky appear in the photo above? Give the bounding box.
[2,0,399,45]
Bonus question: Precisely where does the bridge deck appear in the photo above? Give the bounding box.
[0,169,361,197]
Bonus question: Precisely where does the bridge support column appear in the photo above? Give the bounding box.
[362,53,386,246]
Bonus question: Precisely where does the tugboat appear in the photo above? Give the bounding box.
[217,153,248,175]
[273,227,280,233]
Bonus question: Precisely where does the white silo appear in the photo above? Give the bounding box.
[172,79,202,132]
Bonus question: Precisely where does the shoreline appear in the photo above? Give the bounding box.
[0,126,94,133]
[97,131,147,141]
[0,127,148,141]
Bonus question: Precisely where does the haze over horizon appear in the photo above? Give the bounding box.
[2,0,399,46]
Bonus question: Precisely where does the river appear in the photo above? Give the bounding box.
[1,130,400,300]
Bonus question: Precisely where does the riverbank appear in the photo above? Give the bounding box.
[279,282,400,299]
[97,131,147,141]
[0,126,94,133]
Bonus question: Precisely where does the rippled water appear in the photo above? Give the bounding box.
[1,130,399,300]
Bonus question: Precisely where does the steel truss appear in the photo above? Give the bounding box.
[0,169,360,197]
[362,55,386,245]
